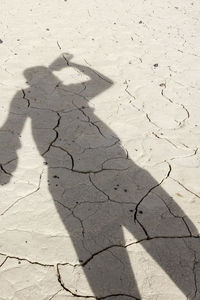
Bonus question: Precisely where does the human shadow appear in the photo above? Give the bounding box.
[0,54,199,299]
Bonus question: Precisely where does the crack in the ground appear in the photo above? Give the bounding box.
[51,145,74,170]
[49,153,130,175]
[88,174,135,205]
[161,84,190,128]
[54,200,72,213]
[59,235,200,269]
[58,86,89,102]
[129,99,160,128]
[79,138,121,155]
[152,132,198,159]
[182,217,193,237]
[55,200,89,237]
[29,105,69,114]
[1,158,17,168]
[71,209,85,237]
[0,169,44,216]
[125,82,136,99]
[134,162,172,235]
[89,69,113,85]
[56,264,95,299]
[192,256,198,300]
[22,89,30,107]
[48,289,63,300]
[145,113,159,127]
[56,41,62,50]
[0,164,12,176]
[99,295,140,300]
[56,264,139,299]
[56,235,200,299]
[152,189,193,236]
[71,98,106,138]
[0,256,8,268]
[62,54,112,85]
[0,252,54,267]
[128,82,191,130]
[1,235,199,279]
[42,112,61,156]
[170,177,200,199]
[152,131,179,149]
[10,111,27,116]
[183,240,199,300]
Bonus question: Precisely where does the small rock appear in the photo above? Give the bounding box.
[154,63,158,68]
[159,83,166,87]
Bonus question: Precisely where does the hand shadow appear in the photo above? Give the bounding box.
[0,54,199,299]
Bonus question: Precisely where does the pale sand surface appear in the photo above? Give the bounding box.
[0,1,200,299]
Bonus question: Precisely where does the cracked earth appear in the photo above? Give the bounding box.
[0,0,200,299]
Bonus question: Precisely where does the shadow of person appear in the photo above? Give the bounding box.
[0,54,199,299]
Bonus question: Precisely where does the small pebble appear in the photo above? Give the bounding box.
[159,83,166,87]
[154,63,158,68]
